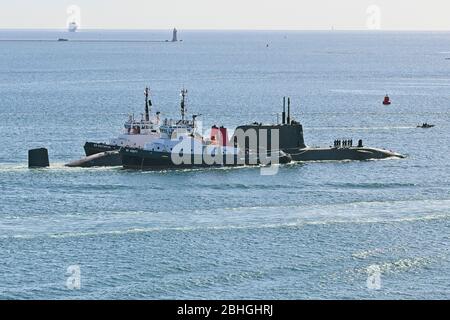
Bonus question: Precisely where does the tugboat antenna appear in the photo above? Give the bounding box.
[180,88,188,121]
[144,87,151,122]
[287,97,291,125]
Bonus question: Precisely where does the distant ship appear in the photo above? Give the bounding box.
[417,123,434,128]
[68,22,78,32]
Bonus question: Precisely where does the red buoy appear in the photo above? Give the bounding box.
[383,95,391,105]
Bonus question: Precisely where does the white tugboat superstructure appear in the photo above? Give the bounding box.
[120,89,248,169]
[108,112,161,149]
[83,87,161,157]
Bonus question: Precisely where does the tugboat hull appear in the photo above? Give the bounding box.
[120,148,235,170]
[84,142,120,156]
[120,148,291,170]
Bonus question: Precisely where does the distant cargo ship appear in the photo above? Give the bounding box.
[68,22,78,32]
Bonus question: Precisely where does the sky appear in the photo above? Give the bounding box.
[0,0,450,30]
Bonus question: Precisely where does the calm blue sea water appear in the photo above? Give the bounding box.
[0,30,449,299]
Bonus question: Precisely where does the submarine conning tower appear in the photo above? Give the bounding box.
[233,97,306,152]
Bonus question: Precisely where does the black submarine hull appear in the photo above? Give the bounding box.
[234,123,404,162]
[69,142,122,167]
[74,141,403,169]
[286,147,404,161]
[65,150,122,167]
[119,145,402,171]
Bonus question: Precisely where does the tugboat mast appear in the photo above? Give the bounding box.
[180,89,188,121]
[144,87,152,122]
[287,97,291,125]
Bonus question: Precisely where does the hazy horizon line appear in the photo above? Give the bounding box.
[1,27,450,32]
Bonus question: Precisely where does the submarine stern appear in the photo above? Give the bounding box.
[65,150,122,167]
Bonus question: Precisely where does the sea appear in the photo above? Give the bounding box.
[0,29,449,299]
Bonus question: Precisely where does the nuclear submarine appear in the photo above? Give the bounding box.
[232,97,404,162]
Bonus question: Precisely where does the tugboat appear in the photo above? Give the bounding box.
[83,87,160,157]
[417,123,435,128]
[119,90,290,170]
[66,88,161,167]
[382,94,391,105]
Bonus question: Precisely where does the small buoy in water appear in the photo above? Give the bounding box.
[266,44,269,48]
[383,94,391,105]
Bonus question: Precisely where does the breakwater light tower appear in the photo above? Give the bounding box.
[172,28,178,42]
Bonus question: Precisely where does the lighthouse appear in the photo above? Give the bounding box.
[171,28,178,42]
